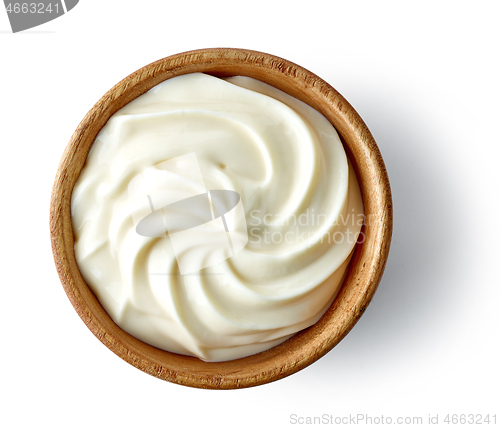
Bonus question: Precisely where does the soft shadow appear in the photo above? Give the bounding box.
[312,90,463,371]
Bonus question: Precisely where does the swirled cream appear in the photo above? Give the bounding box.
[71,73,363,362]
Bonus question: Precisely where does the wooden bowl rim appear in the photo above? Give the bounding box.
[50,48,393,389]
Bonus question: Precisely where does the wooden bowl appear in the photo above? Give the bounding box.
[50,48,392,389]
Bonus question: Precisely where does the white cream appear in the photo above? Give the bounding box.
[71,73,363,362]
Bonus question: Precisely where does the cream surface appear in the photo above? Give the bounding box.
[71,73,363,362]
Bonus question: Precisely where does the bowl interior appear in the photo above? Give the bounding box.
[50,48,392,389]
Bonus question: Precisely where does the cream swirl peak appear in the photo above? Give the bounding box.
[71,73,363,362]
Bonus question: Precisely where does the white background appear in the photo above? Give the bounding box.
[1,1,499,427]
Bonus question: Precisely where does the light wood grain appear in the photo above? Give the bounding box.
[50,48,393,389]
